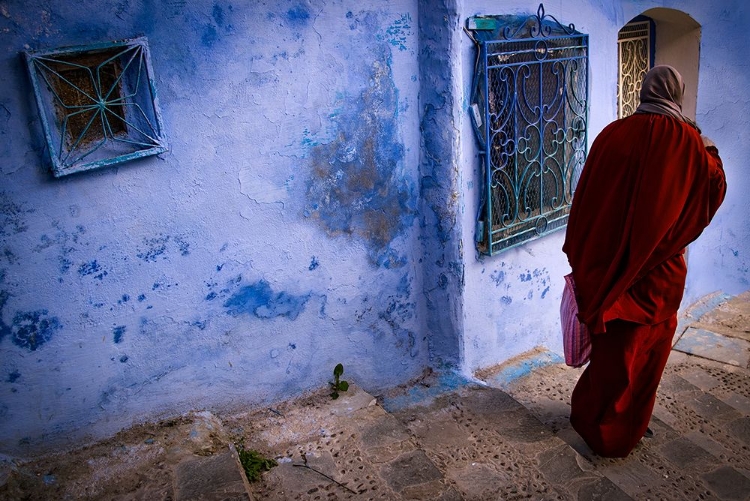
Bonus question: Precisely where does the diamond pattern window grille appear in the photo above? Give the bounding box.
[24,37,167,177]
[468,4,589,255]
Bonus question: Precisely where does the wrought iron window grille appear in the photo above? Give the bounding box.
[617,17,654,118]
[24,37,167,177]
[467,4,589,255]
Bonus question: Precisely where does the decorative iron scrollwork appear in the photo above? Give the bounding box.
[503,3,578,41]
[468,4,589,255]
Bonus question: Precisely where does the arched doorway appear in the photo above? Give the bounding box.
[617,9,701,120]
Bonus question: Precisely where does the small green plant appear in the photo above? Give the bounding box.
[330,363,349,399]
[236,444,277,482]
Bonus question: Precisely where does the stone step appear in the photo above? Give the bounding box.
[5,333,749,500]
[228,368,624,500]
[498,349,750,501]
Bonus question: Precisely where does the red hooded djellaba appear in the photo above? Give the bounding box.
[562,65,727,458]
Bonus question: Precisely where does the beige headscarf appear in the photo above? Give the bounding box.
[635,65,700,132]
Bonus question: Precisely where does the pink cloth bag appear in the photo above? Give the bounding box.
[560,273,591,367]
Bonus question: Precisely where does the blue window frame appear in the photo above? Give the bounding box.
[24,37,167,177]
[468,4,588,255]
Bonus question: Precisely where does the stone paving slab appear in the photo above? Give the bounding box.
[674,326,750,368]
[174,448,250,501]
[500,347,750,501]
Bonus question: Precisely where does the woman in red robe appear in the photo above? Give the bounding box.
[562,65,727,457]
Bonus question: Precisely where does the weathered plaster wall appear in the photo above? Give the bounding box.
[1,0,747,459]
[0,0,427,458]
[417,0,464,367]
[675,1,750,304]
[456,0,749,373]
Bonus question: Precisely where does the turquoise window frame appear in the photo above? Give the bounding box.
[24,37,167,177]
[468,4,589,256]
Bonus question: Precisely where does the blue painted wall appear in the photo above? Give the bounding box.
[0,0,427,458]
[1,0,747,459]
[456,0,750,372]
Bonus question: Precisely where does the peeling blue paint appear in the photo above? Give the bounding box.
[113,326,126,344]
[11,310,62,351]
[382,13,412,51]
[308,256,319,270]
[34,223,86,276]
[190,320,207,330]
[138,236,169,262]
[137,235,190,262]
[119,355,129,363]
[137,294,146,302]
[304,51,415,267]
[500,296,512,305]
[212,4,225,26]
[0,193,31,236]
[2,248,18,265]
[380,370,474,412]
[6,369,20,383]
[0,289,11,341]
[437,273,448,289]
[491,270,505,286]
[78,260,108,280]
[541,286,550,299]
[286,4,310,26]
[520,271,532,282]
[484,350,564,388]
[224,280,310,320]
[175,237,190,256]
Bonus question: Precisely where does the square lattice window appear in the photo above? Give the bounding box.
[24,37,167,177]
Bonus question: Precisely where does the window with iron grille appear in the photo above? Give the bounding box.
[24,37,167,177]
[618,17,654,118]
[467,4,588,255]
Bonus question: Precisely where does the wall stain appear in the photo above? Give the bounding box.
[137,234,190,262]
[224,280,310,320]
[10,310,62,351]
[2,248,18,265]
[33,222,86,276]
[354,273,417,357]
[78,260,108,280]
[381,13,411,51]
[1,289,61,351]
[7,369,20,383]
[0,290,10,342]
[113,325,126,344]
[491,269,505,286]
[304,52,415,266]
[0,192,33,236]
[308,256,319,271]
[201,2,234,47]
[286,3,310,27]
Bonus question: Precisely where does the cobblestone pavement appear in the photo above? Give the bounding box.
[1,292,748,500]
